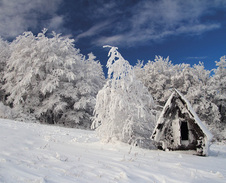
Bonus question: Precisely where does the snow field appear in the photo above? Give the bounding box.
[0,119,225,183]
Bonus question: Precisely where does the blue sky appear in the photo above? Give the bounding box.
[1,0,226,74]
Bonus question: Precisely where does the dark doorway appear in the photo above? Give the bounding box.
[181,122,188,140]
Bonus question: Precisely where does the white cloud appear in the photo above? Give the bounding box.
[186,56,207,60]
[95,22,221,47]
[176,24,221,35]
[75,21,111,41]
[2,0,224,46]
[0,0,63,39]
[96,35,124,46]
[88,0,226,47]
[48,16,64,31]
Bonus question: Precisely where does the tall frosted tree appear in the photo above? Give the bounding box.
[3,29,105,128]
[92,46,156,147]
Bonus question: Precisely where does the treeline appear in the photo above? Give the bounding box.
[0,30,225,142]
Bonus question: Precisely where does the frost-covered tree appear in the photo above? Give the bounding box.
[92,46,156,147]
[134,56,176,107]
[61,52,105,128]
[210,56,226,126]
[3,29,104,128]
[0,38,10,102]
[185,63,221,131]
[0,38,9,73]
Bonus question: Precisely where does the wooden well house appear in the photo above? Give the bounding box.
[151,89,212,156]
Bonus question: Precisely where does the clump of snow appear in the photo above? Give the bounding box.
[0,119,226,183]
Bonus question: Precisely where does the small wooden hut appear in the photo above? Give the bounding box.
[151,89,212,156]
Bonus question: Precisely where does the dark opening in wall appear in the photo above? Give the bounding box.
[181,121,188,140]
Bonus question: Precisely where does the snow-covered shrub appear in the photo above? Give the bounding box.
[92,46,156,148]
[3,29,105,128]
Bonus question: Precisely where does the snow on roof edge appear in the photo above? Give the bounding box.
[151,90,175,140]
[174,89,213,141]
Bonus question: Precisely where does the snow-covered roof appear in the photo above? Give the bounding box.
[174,89,213,141]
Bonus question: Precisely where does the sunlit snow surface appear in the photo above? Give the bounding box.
[0,119,225,183]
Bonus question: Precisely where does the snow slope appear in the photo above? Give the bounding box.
[0,119,225,183]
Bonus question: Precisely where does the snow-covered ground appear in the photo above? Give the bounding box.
[0,119,225,183]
